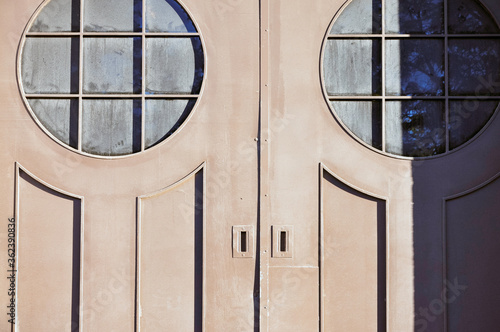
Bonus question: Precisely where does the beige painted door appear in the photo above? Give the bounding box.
[0,0,260,331]
[262,0,500,331]
[2,0,500,331]
[261,0,500,331]
[261,1,407,330]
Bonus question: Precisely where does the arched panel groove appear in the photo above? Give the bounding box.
[15,163,83,331]
[136,162,205,331]
[444,172,500,331]
[320,164,387,331]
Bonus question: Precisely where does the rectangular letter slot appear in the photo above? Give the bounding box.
[272,225,293,258]
[241,231,248,253]
[280,231,287,252]
[232,226,254,258]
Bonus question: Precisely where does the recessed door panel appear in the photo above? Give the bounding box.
[137,165,204,331]
[321,167,386,331]
[445,174,500,331]
[16,166,82,331]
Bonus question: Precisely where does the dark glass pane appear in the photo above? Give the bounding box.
[84,0,141,32]
[83,38,141,94]
[22,37,79,94]
[146,0,196,32]
[449,39,500,96]
[330,0,381,34]
[386,100,445,157]
[82,99,141,155]
[146,37,203,94]
[448,0,500,34]
[30,0,80,32]
[385,39,444,96]
[385,0,444,34]
[28,99,79,148]
[449,100,498,149]
[324,39,382,96]
[330,101,382,149]
[145,99,194,148]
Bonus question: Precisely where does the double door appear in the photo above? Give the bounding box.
[2,0,500,331]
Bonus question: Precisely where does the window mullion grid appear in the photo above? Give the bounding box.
[381,0,386,152]
[26,32,201,37]
[141,0,146,152]
[21,1,203,157]
[444,0,450,152]
[25,94,199,99]
[327,95,500,100]
[327,34,500,38]
[78,0,84,151]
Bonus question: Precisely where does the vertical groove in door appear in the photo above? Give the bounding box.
[194,170,204,332]
[319,163,325,332]
[259,0,271,331]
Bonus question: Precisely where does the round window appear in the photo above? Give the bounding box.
[322,0,500,157]
[20,0,204,157]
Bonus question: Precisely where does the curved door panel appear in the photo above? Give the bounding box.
[16,165,83,331]
[321,165,386,332]
[137,165,204,331]
[445,174,500,331]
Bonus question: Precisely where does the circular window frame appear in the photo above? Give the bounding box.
[17,0,207,159]
[320,0,500,160]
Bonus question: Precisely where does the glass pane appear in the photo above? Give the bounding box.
[330,0,381,34]
[330,101,382,149]
[146,37,203,94]
[449,39,500,96]
[83,38,141,94]
[385,39,444,96]
[145,99,194,148]
[146,0,196,32]
[28,99,78,148]
[22,37,79,94]
[448,0,500,34]
[84,0,140,32]
[82,99,141,155]
[385,0,444,34]
[30,0,79,32]
[385,100,445,157]
[324,39,382,96]
[449,100,498,149]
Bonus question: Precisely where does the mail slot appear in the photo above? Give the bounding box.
[272,225,293,258]
[232,225,254,258]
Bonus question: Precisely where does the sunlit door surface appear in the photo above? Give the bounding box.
[0,0,260,330]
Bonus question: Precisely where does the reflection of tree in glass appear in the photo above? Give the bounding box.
[399,101,445,157]
[397,0,443,34]
[385,0,443,34]
[449,0,500,34]
[386,39,444,96]
[400,43,445,96]
[403,110,426,135]
[449,40,500,95]
[325,0,500,156]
